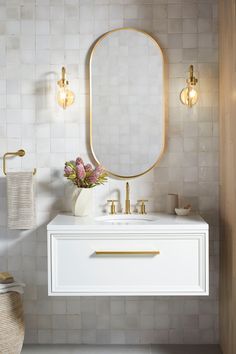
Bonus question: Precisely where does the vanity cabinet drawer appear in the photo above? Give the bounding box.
[48,233,208,296]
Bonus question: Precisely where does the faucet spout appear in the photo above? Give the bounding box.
[125,182,131,214]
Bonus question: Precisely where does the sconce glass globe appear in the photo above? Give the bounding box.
[57,86,75,109]
[180,85,198,108]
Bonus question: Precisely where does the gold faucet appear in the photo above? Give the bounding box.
[125,182,131,214]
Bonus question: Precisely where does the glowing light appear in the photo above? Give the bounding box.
[57,67,75,109]
[180,86,198,108]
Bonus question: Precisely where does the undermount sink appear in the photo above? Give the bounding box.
[95,214,158,224]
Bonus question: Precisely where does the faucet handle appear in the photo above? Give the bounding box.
[107,200,118,215]
[137,200,148,214]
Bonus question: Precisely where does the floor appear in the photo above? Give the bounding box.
[22,345,222,354]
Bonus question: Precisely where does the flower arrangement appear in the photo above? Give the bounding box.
[64,157,108,188]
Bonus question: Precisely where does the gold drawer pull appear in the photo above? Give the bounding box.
[95,250,160,255]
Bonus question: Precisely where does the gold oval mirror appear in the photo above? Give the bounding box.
[90,28,165,179]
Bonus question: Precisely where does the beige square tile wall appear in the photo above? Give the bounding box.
[0,0,218,345]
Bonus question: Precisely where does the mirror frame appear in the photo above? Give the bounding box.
[89,27,166,179]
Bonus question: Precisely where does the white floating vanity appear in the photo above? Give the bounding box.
[47,213,209,296]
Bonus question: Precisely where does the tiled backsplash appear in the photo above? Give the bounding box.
[0,0,219,345]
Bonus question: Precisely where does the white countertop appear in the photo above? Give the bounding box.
[47,213,208,231]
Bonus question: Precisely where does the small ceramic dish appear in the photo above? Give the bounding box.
[175,208,191,216]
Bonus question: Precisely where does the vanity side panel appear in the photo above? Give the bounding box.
[47,232,53,295]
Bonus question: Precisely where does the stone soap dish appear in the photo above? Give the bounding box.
[175,205,191,216]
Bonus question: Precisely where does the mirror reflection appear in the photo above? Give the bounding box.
[90,28,165,178]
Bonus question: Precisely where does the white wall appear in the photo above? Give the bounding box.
[0,0,219,345]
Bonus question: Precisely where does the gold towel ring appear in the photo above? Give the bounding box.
[3,149,36,175]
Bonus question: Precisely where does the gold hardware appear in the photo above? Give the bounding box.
[89,27,166,179]
[95,250,160,255]
[57,66,75,109]
[57,66,67,87]
[180,65,198,108]
[3,149,36,175]
[107,199,118,215]
[125,182,131,214]
[137,200,148,214]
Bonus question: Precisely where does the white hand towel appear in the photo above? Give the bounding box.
[0,281,25,294]
[7,172,35,229]
[0,282,25,290]
[0,286,25,294]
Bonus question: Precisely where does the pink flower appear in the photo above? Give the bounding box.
[76,164,86,180]
[64,166,72,176]
[87,171,98,184]
[94,165,105,177]
[84,163,93,172]
[64,156,107,188]
[76,157,84,166]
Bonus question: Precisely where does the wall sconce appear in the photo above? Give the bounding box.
[180,65,198,108]
[57,66,75,109]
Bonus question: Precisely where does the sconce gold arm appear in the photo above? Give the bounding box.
[57,66,68,87]
[95,250,160,255]
[3,149,36,175]
[188,65,198,86]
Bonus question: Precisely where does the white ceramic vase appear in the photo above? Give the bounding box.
[71,187,93,217]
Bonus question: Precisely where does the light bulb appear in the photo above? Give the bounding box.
[57,67,75,109]
[57,86,75,109]
[180,86,198,107]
